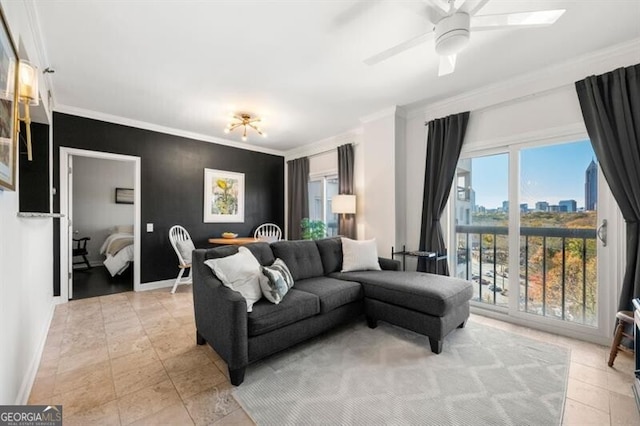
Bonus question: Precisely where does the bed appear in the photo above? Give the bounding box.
[100,228,134,277]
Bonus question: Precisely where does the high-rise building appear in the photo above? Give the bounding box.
[559,199,577,212]
[585,160,598,210]
[502,200,509,212]
[520,203,528,213]
[535,201,549,212]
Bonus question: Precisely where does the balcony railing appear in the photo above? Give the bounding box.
[455,225,598,326]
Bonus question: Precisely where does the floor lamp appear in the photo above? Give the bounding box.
[332,194,356,238]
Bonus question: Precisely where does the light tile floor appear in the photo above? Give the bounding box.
[28,287,639,425]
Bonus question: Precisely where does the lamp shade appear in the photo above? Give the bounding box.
[332,194,356,214]
[18,60,39,106]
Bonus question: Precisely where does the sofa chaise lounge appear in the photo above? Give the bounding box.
[192,237,473,385]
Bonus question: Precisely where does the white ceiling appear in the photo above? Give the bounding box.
[33,0,640,152]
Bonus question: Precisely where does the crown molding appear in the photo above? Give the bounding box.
[359,106,400,124]
[404,38,640,121]
[284,127,362,161]
[54,105,285,157]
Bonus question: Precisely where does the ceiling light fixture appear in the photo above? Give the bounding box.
[223,113,267,142]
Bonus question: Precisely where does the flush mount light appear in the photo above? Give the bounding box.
[223,113,267,142]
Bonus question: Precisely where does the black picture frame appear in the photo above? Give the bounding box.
[115,187,134,204]
[0,5,19,191]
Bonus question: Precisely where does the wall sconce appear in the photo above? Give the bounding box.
[332,194,356,218]
[17,60,39,161]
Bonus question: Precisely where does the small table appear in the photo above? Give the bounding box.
[208,237,260,245]
[391,245,448,271]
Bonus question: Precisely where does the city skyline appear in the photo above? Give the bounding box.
[469,140,596,210]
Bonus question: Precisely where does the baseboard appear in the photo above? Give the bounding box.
[15,300,57,405]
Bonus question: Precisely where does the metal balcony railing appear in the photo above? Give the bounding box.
[455,225,598,326]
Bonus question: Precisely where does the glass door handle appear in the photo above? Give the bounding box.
[597,219,607,247]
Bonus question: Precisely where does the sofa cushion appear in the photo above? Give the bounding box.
[330,271,472,317]
[204,247,264,312]
[260,258,295,304]
[315,237,343,275]
[203,242,275,266]
[341,238,381,272]
[248,289,320,337]
[271,240,324,280]
[293,277,363,313]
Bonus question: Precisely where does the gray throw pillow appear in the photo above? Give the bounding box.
[260,258,294,304]
[176,239,196,264]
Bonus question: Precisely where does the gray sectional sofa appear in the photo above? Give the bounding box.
[192,237,473,386]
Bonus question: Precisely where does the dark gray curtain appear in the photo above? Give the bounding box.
[337,143,356,239]
[575,64,640,312]
[418,112,470,275]
[287,157,309,240]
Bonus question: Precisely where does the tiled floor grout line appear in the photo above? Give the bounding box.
[100,299,124,426]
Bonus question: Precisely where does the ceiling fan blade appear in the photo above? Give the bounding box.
[471,9,566,30]
[330,0,381,29]
[423,0,449,24]
[458,0,490,16]
[364,31,434,66]
[438,54,457,76]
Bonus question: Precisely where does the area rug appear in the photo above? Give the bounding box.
[233,320,570,425]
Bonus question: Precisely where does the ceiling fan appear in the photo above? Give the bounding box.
[363,0,565,76]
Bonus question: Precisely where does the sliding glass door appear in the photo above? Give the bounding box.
[453,154,509,308]
[452,139,609,335]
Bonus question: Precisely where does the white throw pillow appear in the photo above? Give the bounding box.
[176,239,196,264]
[204,247,264,312]
[341,238,381,272]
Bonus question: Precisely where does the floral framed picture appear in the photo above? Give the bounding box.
[204,168,245,223]
[0,6,18,191]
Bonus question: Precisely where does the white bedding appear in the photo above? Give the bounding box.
[100,232,134,256]
[100,232,134,277]
[104,244,134,277]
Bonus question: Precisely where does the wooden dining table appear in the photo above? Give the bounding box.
[208,237,261,245]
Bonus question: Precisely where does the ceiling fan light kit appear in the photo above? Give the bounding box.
[434,12,470,56]
[363,0,565,76]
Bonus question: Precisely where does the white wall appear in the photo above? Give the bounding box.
[72,156,134,264]
[0,0,54,405]
[361,111,397,256]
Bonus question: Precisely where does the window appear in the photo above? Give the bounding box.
[308,175,339,237]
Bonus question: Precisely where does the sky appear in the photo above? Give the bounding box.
[470,139,596,210]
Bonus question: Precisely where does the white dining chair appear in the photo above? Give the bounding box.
[168,225,194,293]
[254,223,282,243]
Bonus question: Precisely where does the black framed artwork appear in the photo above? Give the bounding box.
[115,187,134,204]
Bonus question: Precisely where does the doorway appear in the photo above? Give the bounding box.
[60,148,141,302]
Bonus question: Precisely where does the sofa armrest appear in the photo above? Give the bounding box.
[192,249,248,370]
[378,257,401,271]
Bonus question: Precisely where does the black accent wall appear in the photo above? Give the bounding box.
[53,112,284,295]
[19,122,50,213]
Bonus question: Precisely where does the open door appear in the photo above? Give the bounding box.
[60,147,142,302]
[67,155,73,299]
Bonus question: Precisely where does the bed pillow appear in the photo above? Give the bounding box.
[204,247,264,312]
[176,239,196,264]
[341,238,381,272]
[260,258,295,304]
